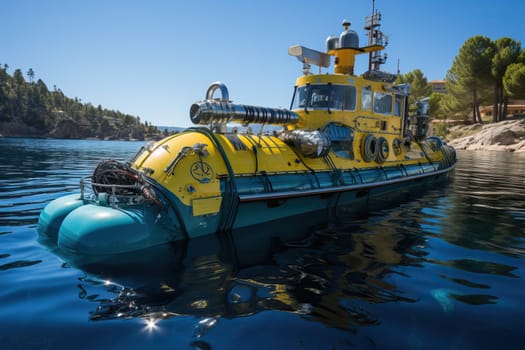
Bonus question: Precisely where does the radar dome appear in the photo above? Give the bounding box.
[326,35,339,52]
[340,29,359,48]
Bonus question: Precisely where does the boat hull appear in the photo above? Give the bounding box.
[38,160,454,255]
[143,163,455,240]
[38,121,456,256]
[233,164,453,231]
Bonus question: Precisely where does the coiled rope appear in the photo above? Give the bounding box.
[91,160,161,206]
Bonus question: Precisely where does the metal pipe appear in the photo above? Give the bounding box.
[190,100,299,126]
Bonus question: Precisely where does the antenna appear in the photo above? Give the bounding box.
[364,0,388,71]
[367,0,376,70]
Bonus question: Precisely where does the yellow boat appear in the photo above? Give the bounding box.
[38,13,456,255]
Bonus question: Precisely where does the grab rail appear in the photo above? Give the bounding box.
[80,177,149,207]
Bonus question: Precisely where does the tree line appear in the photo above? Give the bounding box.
[396,36,525,125]
[0,65,165,140]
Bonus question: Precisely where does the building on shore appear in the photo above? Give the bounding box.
[479,100,525,119]
[430,80,447,93]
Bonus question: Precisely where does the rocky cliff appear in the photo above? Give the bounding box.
[447,118,525,152]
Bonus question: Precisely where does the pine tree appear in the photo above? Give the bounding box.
[0,66,9,121]
[395,69,432,106]
[446,36,495,124]
[27,68,35,84]
[503,63,525,98]
[491,38,522,122]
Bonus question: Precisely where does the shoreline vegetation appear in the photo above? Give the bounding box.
[0,66,171,141]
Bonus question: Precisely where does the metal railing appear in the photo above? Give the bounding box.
[80,177,149,207]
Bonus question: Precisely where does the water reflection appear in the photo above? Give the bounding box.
[443,151,525,255]
[3,137,525,348]
[42,199,443,332]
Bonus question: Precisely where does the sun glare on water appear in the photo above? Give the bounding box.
[143,317,160,333]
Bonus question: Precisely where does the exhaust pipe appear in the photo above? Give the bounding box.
[190,82,299,126]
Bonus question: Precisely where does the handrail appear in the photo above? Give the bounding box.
[80,177,149,207]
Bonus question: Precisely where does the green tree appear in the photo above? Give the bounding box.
[11,69,27,118]
[13,68,25,85]
[503,62,525,98]
[446,36,495,123]
[27,68,35,83]
[428,92,447,119]
[395,69,432,106]
[0,66,9,121]
[491,38,522,122]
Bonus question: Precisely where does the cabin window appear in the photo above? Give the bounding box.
[394,94,405,116]
[361,86,372,110]
[310,85,332,108]
[291,84,356,111]
[291,85,309,109]
[330,85,356,110]
[373,92,393,115]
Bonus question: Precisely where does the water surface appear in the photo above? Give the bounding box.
[0,138,524,349]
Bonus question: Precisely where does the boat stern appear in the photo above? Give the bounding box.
[38,161,185,255]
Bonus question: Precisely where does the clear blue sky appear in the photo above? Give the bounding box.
[2,0,524,127]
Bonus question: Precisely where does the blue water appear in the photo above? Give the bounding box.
[0,137,524,350]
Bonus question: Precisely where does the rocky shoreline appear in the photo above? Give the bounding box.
[446,117,525,152]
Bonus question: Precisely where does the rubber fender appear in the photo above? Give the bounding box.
[376,137,389,163]
[361,134,377,162]
[37,193,83,240]
[57,204,170,255]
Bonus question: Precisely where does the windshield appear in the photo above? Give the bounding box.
[291,84,356,111]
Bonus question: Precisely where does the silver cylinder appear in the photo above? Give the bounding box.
[326,35,339,52]
[279,129,331,158]
[339,29,359,49]
[190,100,299,126]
